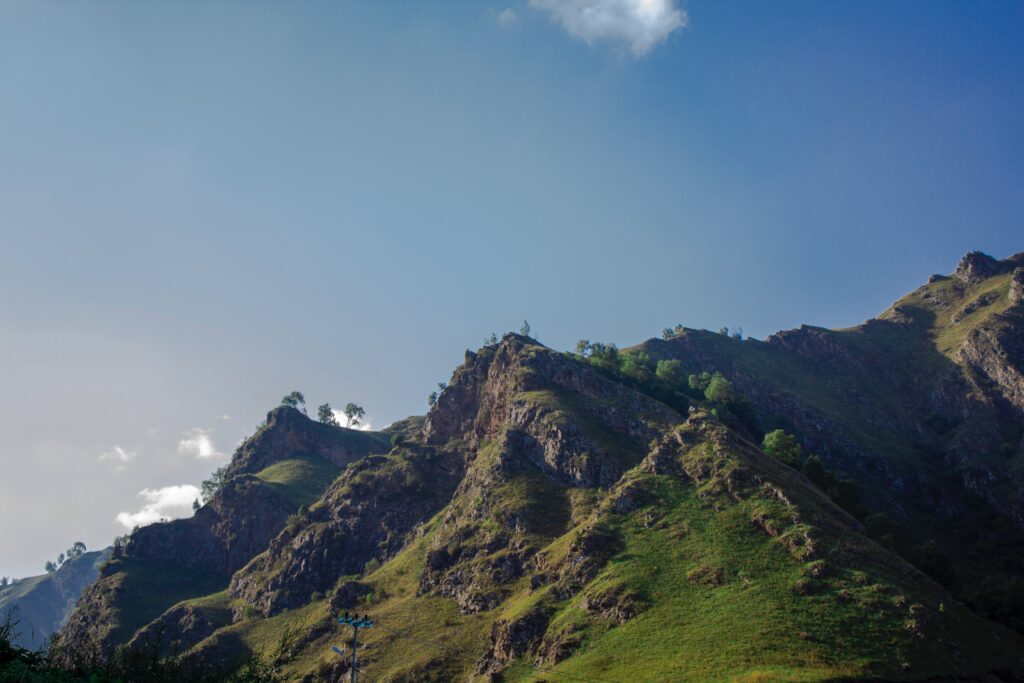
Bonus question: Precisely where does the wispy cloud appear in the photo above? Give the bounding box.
[496,7,517,26]
[99,446,137,470]
[529,0,687,56]
[115,484,200,529]
[177,427,224,459]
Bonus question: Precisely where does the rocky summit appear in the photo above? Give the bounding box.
[47,251,1024,682]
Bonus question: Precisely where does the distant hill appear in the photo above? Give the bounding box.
[0,549,109,650]
[48,251,1024,681]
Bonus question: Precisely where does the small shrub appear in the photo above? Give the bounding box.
[791,576,813,595]
[687,563,726,587]
[762,430,802,467]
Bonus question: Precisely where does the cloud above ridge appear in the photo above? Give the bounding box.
[115,484,200,529]
[99,446,136,469]
[177,427,224,459]
[529,0,687,56]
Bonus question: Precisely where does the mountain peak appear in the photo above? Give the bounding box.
[955,250,1002,283]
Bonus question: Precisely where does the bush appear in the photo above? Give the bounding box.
[704,373,735,403]
[620,351,655,384]
[655,359,683,385]
[762,430,802,466]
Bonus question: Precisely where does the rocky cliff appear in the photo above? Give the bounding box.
[53,251,1024,682]
[53,407,389,662]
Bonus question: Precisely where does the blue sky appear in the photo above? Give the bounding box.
[1,1,1022,577]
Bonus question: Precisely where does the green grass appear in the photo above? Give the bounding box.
[118,325,1024,681]
[885,271,1014,357]
[253,454,342,509]
[93,558,226,645]
[202,414,1021,682]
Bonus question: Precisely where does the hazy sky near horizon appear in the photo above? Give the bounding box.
[2,1,1023,578]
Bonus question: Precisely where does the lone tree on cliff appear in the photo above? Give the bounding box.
[343,403,365,428]
[201,465,228,502]
[281,391,306,413]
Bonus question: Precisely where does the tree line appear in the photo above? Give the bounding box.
[42,542,88,574]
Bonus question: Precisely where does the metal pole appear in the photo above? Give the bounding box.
[351,625,358,683]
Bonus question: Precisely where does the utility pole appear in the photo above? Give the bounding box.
[337,612,374,683]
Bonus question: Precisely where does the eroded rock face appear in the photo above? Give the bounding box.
[767,325,858,366]
[476,605,551,676]
[957,303,1024,417]
[955,251,1003,284]
[229,448,465,617]
[127,475,296,577]
[1010,268,1024,305]
[424,335,680,488]
[415,336,685,615]
[57,407,387,655]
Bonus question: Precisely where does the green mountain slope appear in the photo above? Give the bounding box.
[52,408,390,664]
[47,250,1024,682]
[633,251,1024,633]
[0,550,108,650]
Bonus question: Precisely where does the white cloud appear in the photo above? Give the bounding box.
[115,484,200,529]
[331,409,373,432]
[217,414,232,421]
[98,444,136,471]
[496,7,517,26]
[177,427,224,459]
[99,445,136,464]
[529,0,686,56]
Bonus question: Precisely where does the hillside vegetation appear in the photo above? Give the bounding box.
[30,250,1024,682]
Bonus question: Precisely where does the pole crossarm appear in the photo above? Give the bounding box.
[335,612,374,683]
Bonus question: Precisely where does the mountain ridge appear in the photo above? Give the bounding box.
[46,250,1024,682]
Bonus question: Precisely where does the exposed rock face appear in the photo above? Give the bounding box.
[955,251,1003,284]
[476,605,551,676]
[56,407,387,657]
[767,325,857,366]
[127,476,296,577]
[230,447,465,616]
[126,406,389,579]
[51,251,1024,681]
[1011,268,1024,305]
[424,335,679,488]
[414,336,683,615]
[957,309,1024,417]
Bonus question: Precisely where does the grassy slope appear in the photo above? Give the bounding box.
[85,557,227,646]
[176,394,1023,682]
[0,551,108,649]
[882,273,1014,358]
[630,270,1024,640]
[253,454,342,509]
[96,455,347,648]
[635,269,1019,497]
